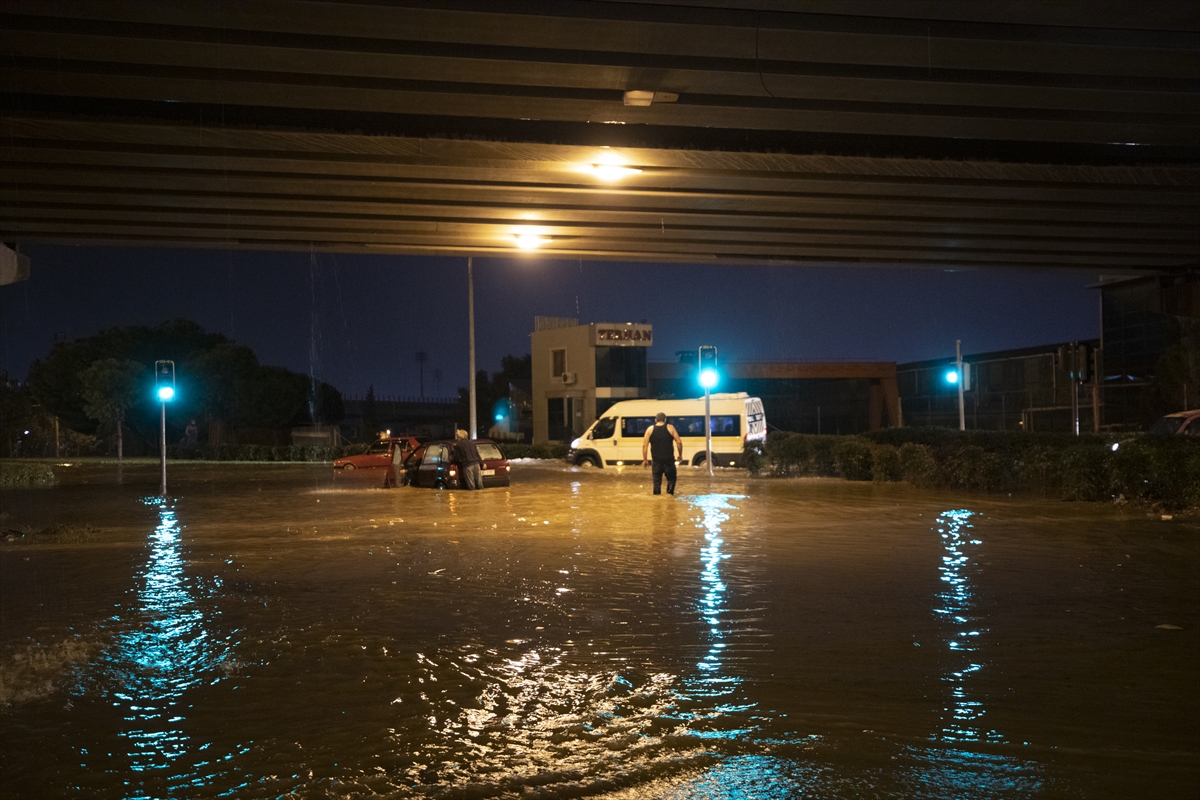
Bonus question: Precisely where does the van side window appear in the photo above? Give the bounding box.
[592,417,616,439]
[620,417,655,437]
[668,415,740,436]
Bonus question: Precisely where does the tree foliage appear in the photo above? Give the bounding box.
[78,358,147,461]
[458,354,532,435]
[25,320,344,453]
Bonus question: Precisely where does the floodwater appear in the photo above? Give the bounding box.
[1,462,1196,800]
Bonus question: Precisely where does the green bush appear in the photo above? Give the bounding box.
[898,442,938,487]
[497,441,569,460]
[870,443,902,483]
[0,461,56,487]
[938,444,1002,491]
[833,437,874,481]
[760,428,1198,508]
[765,433,839,477]
[743,439,767,476]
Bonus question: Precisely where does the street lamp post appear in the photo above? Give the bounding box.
[154,360,175,496]
[467,257,477,439]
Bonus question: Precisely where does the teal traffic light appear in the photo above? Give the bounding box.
[154,360,176,401]
[698,346,718,390]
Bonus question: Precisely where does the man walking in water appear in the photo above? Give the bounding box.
[642,412,683,495]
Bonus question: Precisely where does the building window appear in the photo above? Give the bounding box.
[595,346,647,387]
[551,348,567,378]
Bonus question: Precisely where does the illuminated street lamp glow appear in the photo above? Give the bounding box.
[157,385,175,402]
[590,164,643,180]
[699,368,719,390]
[515,234,550,249]
[945,369,959,385]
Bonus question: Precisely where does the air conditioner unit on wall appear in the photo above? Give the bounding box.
[562,372,577,385]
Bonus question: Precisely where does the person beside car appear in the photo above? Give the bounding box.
[453,429,484,490]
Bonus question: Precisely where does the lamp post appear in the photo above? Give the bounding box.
[467,257,477,439]
[154,360,175,496]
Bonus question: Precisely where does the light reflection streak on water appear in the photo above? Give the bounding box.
[680,493,757,739]
[932,509,1002,745]
[686,495,741,698]
[103,498,231,796]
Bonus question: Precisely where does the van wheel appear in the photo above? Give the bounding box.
[579,455,599,468]
[692,453,707,467]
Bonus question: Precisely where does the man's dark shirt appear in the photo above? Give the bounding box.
[648,424,675,461]
[455,438,481,465]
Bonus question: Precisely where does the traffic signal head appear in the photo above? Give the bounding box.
[697,346,718,390]
[154,360,175,402]
[945,368,959,385]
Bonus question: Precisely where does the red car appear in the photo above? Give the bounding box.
[402,439,511,489]
[333,437,421,471]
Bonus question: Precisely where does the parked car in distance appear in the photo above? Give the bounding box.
[402,439,511,489]
[1147,409,1200,436]
[334,436,421,471]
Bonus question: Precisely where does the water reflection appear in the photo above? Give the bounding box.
[686,495,745,701]
[932,509,1001,744]
[102,498,233,794]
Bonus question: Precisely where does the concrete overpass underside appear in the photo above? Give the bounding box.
[1,0,1197,270]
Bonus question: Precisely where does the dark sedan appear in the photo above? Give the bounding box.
[402,439,511,489]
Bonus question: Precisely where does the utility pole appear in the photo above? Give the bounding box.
[467,257,477,439]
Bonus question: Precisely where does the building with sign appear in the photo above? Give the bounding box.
[531,317,653,443]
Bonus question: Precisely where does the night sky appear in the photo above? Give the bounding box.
[1,244,1102,400]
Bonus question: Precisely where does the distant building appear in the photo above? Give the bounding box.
[897,341,1101,433]
[531,317,652,443]
[340,394,457,442]
[1100,271,1199,427]
[649,360,900,435]
[530,316,899,442]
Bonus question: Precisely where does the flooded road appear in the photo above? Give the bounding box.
[2,462,1197,799]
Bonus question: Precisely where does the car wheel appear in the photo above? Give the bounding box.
[343,464,355,471]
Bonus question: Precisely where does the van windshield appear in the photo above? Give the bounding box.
[592,417,616,439]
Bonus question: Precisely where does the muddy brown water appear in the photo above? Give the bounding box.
[1,461,1196,799]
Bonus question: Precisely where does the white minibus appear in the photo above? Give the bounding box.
[568,393,766,468]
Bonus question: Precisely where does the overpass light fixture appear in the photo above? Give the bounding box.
[515,233,551,250]
[590,164,643,180]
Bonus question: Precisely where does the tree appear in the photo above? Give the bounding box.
[458,354,532,436]
[362,385,379,438]
[78,358,147,462]
[27,319,345,447]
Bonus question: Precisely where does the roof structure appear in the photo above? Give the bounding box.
[1,0,1197,269]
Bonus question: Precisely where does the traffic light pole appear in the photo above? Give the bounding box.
[956,339,965,432]
[160,400,167,496]
[704,388,713,476]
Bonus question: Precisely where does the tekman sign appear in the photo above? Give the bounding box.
[589,323,653,346]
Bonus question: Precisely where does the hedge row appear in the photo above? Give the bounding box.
[757,430,1200,510]
[496,442,570,460]
[0,461,57,487]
